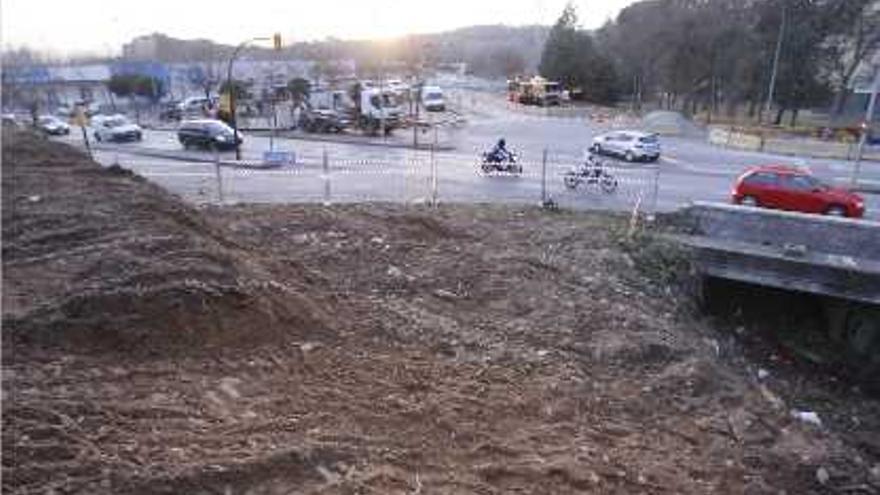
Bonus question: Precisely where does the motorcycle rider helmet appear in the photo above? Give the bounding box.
[498,138,506,148]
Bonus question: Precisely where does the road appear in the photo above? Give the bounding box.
[55,91,880,218]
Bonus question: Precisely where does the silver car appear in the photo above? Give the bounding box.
[591,131,660,162]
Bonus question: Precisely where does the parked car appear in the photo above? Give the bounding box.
[2,113,19,127]
[591,131,660,162]
[178,96,217,115]
[37,115,71,135]
[177,119,242,150]
[421,86,445,112]
[93,115,142,142]
[731,165,865,218]
[159,101,183,121]
[299,107,349,133]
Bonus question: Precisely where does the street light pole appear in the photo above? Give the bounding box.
[851,65,880,188]
[764,4,786,124]
[226,37,270,160]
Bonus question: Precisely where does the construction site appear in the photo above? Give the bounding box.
[2,126,880,494]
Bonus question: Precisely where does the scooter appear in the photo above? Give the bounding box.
[563,156,618,193]
[480,150,522,175]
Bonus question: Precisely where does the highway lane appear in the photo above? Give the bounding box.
[55,96,880,218]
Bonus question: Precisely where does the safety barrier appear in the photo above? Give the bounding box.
[708,126,880,161]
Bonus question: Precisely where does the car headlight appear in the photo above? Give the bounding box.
[215,135,228,142]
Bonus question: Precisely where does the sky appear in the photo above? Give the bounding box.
[2,0,636,57]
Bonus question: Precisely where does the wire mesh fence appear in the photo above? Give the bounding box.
[200,148,663,217]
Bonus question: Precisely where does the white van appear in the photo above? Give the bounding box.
[421,86,445,112]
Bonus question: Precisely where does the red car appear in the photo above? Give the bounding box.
[731,165,865,218]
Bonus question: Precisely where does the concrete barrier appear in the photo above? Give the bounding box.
[708,126,880,161]
[683,201,880,260]
[672,201,880,305]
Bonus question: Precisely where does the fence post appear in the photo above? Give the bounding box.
[214,164,224,204]
[541,148,548,205]
[430,143,438,207]
[322,147,331,206]
[650,162,661,216]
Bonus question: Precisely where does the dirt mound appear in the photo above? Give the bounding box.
[3,132,878,494]
[1,130,330,354]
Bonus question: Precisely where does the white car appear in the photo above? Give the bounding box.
[421,86,445,112]
[93,115,142,142]
[591,130,660,162]
[37,115,71,135]
[178,96,217,115]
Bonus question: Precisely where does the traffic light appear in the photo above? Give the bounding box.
[273,33,282,51]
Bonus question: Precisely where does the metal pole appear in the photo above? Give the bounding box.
[764,4,786,123]
[270,100,276,152]
[79,125,93,160]
[413,84,420,149]
[215,162,224,203]
[541,148,548,205]
[227,37,271,161]
[851,65,880,187]
[227,44,244,160]
[430,143,437,207]
[651,162,661,215]
[323,147,331,206]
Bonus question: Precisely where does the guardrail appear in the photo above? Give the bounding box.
[708,126,880,161]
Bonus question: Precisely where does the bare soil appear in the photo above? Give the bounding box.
[3,129,879,494]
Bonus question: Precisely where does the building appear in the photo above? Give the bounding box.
[2,63,114,112]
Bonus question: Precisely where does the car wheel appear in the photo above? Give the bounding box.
[181,138,191,150]
[825,205,847,217]
[624,150,635,162]
[591,143,601,154]
[94,133,102,142]
[740,195,759,207]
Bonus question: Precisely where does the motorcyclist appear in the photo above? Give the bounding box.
[487,138,511,163]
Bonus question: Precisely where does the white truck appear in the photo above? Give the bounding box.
[351,85,403,135]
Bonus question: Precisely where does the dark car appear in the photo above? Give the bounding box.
[299,108,349,133]
[159,102,182,121]
[177,119,242,150]
[732,165,865,218]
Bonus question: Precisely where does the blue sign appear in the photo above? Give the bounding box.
[262,150,296,167]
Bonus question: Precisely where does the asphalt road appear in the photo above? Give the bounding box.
[55,92,880,219]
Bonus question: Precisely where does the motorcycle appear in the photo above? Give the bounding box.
[480,150,522,175]
[563,156,618,193]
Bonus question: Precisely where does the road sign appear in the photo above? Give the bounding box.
[262,150,295,167]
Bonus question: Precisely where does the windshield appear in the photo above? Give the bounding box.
[639,135,659,144]
[39,117,57,124]
[545,83,561,93]
[382,93,398,108]
[106,117,127,127]
[426,92,442,100]
[370,94,398,109]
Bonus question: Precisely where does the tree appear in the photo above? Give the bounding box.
[219,79,250,101]
[819,0,880,116]
[287,77,311,106]
[108,74,164,102]
[539,4,619,104]
[107,74,136,98]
